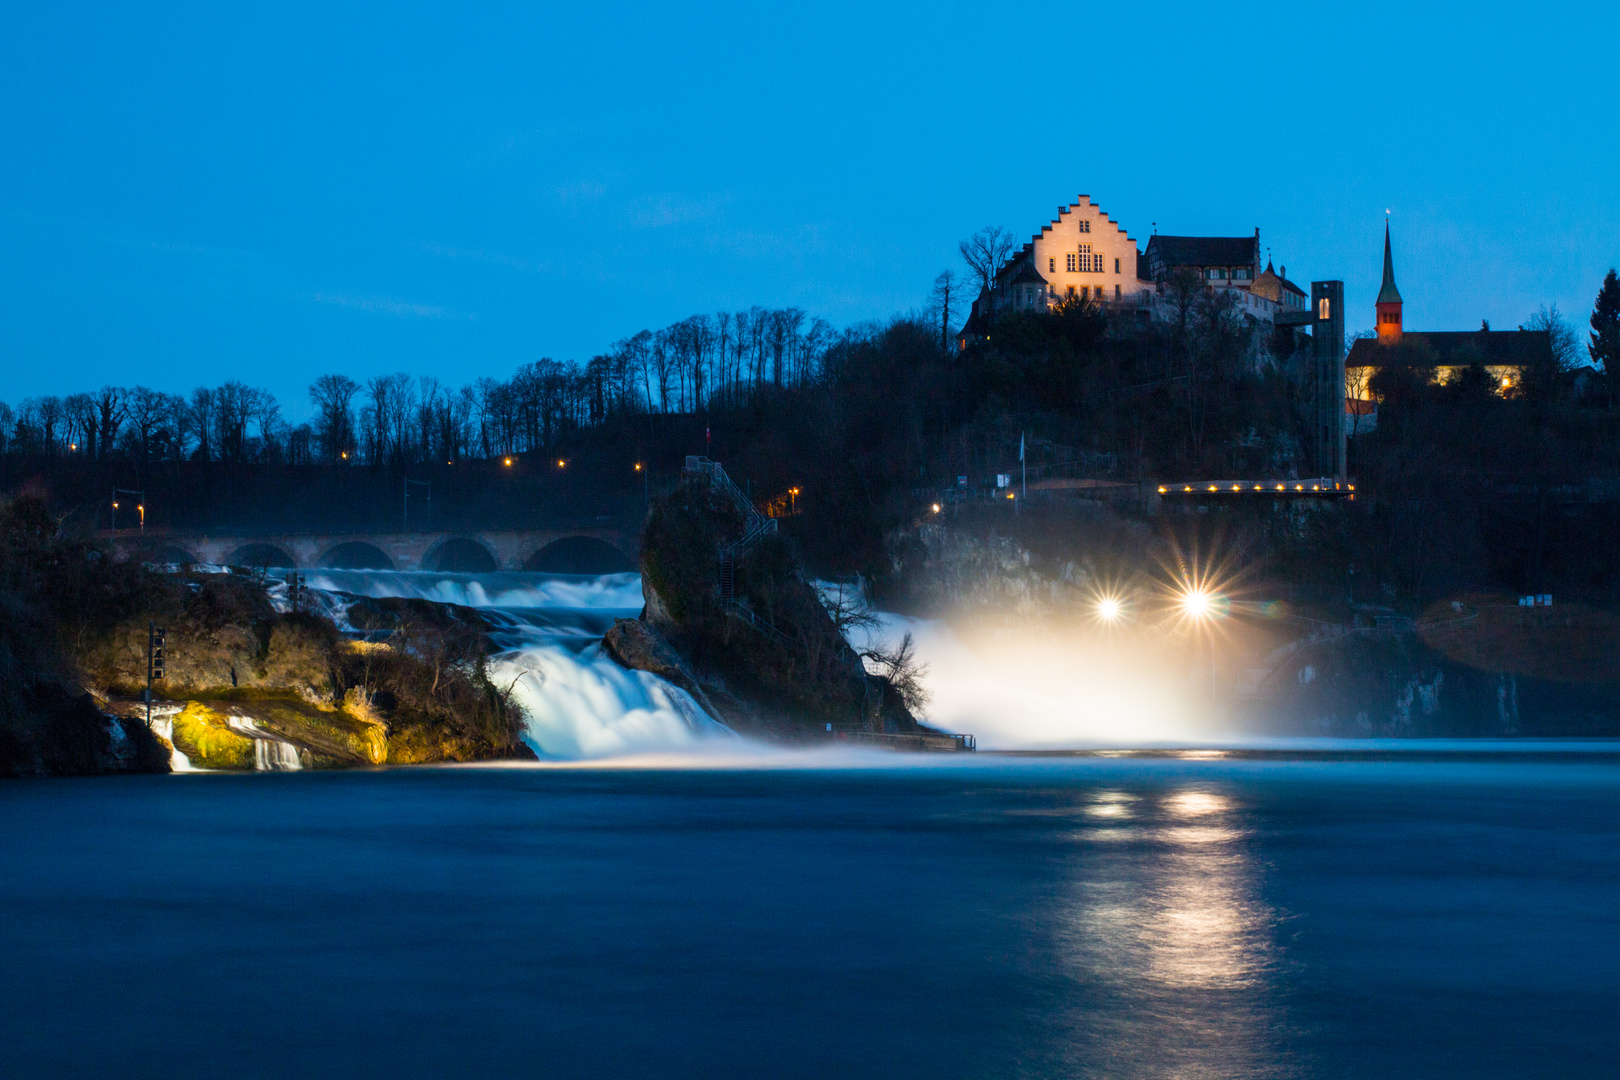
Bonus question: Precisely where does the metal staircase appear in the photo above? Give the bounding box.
[684,456,786,634]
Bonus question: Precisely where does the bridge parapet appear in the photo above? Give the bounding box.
[109,526,638,574]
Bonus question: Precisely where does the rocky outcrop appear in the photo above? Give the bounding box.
[607,466,921,740]
[601,617,726,720]
[0,485,532,775]
[1255,626,1620,737]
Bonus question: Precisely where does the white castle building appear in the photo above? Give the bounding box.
[960,194,1308,342]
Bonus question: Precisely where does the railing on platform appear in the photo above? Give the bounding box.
[831,729,976,753]
[687,456,780,602]
[1156,477,1353,498]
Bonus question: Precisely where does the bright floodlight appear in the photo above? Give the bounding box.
[1180,588,1214,619]
[1096,597,1122,623]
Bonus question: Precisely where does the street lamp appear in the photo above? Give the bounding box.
[112,488,145,533]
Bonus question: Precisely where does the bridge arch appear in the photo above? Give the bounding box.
[143,543,199,566]
[524,535,634,575]
[423,536,498,573]
[317,541,395,570]
[230,542,297,569]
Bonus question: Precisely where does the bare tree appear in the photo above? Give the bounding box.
[308,374,360,463]
[959,226,1015,323]
[1523,304,1581,372]
[713,312,734,401]
[188,387,215,461]
[861,631,931,714]
[930,269,960,354]
[91,386,127,461]
[64,393,96,456]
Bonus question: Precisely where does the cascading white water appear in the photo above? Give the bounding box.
[294,570,733,759]
[254,737,303,771]
[224,714,304,771]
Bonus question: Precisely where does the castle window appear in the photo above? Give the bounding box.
[1115,258,1121,274]
[1067,285,1075,297]
[1115,284,1121,299]
[1207,267,1227,280]
[1093,253,1104,273]
[1318,297,1331,319]
[1078,220,1091,233]
[1066,253,1078,273]
[1232,267,1252,281]
[1049,257,1055,273]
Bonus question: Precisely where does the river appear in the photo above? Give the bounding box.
[1,753,1616,1077]
[1,571,1615,1076]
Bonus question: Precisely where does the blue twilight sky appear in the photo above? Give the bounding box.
[2,1,1617,420]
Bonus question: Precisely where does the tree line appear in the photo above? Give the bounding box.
[0,306,836,467]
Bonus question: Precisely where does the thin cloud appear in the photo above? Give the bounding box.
[312,292,455,318]
[628,192,731,229]
[409,241,543,273]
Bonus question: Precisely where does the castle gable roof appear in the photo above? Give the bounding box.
[1146,234,1259,271]
[1010,260,1048,285]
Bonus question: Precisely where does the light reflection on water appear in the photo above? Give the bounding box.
[1052,786,1286,1078]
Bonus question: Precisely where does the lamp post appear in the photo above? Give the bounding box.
[113,488,145,534]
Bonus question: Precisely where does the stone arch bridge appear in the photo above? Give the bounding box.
[110,526,639,575]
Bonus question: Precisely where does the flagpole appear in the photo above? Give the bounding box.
[1020,431,1026,500]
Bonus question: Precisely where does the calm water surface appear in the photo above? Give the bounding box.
[2,752,1616,1078]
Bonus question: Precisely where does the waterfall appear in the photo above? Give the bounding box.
[254,737,303,771]
[296,569,734,759]
[224,714,304,771]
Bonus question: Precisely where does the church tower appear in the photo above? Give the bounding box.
[1375,219,1403,343]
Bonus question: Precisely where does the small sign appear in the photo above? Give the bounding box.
[957,476,968,487]
[996,474,1010,488]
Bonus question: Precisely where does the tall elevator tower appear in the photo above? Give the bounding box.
[1311,280,1345,479]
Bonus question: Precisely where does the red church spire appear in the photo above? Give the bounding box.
[1376,217,1403,343]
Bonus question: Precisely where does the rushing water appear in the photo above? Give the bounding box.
[292,570,733,758]
[1,752,1616,1078]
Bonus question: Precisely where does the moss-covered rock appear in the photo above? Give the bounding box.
[169,701,257,770]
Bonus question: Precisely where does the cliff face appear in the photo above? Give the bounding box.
[73,579,533,770]
[607,471,918,739]
[1256,624,1620,738]
[1,491,532,776]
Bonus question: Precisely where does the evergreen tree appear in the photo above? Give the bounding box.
[1590,268,1620,374]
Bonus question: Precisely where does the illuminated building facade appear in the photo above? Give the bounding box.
[1345,222,1552,409]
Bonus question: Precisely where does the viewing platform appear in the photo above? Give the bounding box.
[830,729,977,753]
[1156,478,1354,500]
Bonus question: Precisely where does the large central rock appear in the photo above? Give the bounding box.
[603,469,917,740]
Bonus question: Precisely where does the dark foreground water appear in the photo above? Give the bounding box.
[2,751,1617,1079]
